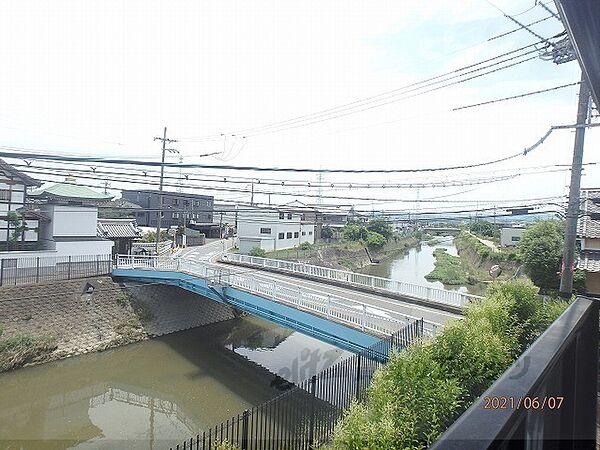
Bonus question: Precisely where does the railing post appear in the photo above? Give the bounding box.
[355,353,362,400]
[327,295,331,317]
[0,258,4,286]
[308,375,317,448]
[68,256,72,280]
[361,304,367,331]
[36,257,40,283]
[241,409,249,450]
[96,255,100,274]
[427,287,431,299]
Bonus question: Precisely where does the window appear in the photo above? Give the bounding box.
[309,231,313,235]
[183,200,189,207]
[279,212,285,219]
[173,198,179,205]
[302,231,306,236]
[194,200,199,207]
[511,236,521,242]
[137,212,144,217]
[278,232,285,239]
[286,232,292,239]
[294,232,299,238]
[173,212,179,219]
[301,214,305,221]
[0,190,9,201]
[260,227,272,234]
[287,213,292,220]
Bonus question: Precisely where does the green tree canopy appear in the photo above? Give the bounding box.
[365,230,386,248]
[518,220,564,291]
[366,218,394,240]
[468,220,497,238]
[343,223,368,241]
[321,226,334,239]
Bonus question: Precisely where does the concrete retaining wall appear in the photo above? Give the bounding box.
[0,276,236,370]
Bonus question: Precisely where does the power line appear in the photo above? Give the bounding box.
[181,40,549,141]
[452,81,580,111]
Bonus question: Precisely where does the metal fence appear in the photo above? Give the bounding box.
[170,319,424,450]
[430,296,598,449]
[115,255,440,336]
[0,254,112,286]
[221,254,481,308]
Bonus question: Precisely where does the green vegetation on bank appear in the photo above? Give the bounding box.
[456,231,519,263]
[425,248,470,285]
[0,328,57,372]
[328,281,569,450]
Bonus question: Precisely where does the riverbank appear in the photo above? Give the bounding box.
[0,276,236,373]
[265,236,420,271]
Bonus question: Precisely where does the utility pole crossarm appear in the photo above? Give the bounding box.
[154,127,177,256]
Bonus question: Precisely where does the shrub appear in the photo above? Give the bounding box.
[343,224,368,241]
[298,242,313,250]
[365,231,386,248]
[321,226,334,239]
[518,221,564,291]
[366,218,394,240]
[248,246,267,257]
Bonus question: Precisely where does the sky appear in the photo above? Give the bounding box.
[0,0,596,216]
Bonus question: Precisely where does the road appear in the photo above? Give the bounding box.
[180,241,460,327]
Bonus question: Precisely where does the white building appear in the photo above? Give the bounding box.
[236,207,315,254]
[500,226,525,247]
[30,180,114,258]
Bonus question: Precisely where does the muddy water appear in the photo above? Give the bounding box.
[360,236,486,295]
[0,316,351,450]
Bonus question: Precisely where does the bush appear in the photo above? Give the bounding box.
[366,218,394,240]
[330,280,569,449]
[365,231,386,248]
[321,226,334,239]
[298,242,313,250]
[343,224,368,241]
[248,246,267,257]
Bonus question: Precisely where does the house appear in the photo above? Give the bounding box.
[577,189,600,295]
[29,178,114,258]
[0,159,44,250]
[97,218,142,256]
[121,189,214,228]
[500,226,525,247]
[236,206,315,254]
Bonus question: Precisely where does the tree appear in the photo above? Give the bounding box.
[518,220,564,292]
[468,220,497,238]
[7,212,27,250]
[365,230,386,248]
[366,218,394,240]
[248,246,267,257]
[321,226,334,239]
[343,223,368,241]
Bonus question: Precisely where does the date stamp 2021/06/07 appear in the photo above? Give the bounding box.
[483,396,564,410]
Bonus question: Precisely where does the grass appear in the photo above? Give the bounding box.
[425,248,471,285]
[0,334,57,372]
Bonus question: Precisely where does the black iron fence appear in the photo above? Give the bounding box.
[170,319,424,450]
[430,296,598,449]
[0,254,112,286]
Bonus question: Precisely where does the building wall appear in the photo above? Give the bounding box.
[582,238,600,250]
[238,237,275,254]
[41,205,98,237]
[585,271,600,296]
[122,191,214,228]
[500,227,525,247]
[237,209,315,254]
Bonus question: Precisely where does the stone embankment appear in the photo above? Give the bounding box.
[0,276,236,372]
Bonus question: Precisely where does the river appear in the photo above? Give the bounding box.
[360,236,486,295]
[0,316,351,450]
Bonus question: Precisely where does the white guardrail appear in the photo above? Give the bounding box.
[115,255,439,336]
[221,253,482,308]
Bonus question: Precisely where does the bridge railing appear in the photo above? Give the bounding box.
[114,255,440,336]
[221,253,481,308]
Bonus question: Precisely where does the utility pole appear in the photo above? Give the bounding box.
[103,180,109,194]
[153,127,178,255]
[559,74,591,298]
[250,180,254,206]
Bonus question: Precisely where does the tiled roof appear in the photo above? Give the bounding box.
[97,219,142,238]
[578,190,600,238]
[0,159,41,186]
[31,181,113,201]
[578,251,600,273]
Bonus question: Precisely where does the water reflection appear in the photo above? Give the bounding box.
[0,315,352,450]
[360,236,485,294]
